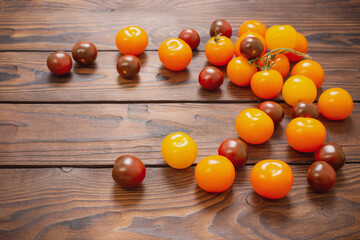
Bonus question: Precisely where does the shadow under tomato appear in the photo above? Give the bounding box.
[47,72,72,83]
[117,75,140,87]
[197,87,222,100]
[160,167,195,189]
[156,66,190,85]
[73,62,98,75]
[112,183,145,205]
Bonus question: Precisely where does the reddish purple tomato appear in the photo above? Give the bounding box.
[47,51,72,75]
[257,101,285,125]
[116,55,141,79]
[291,102,320,119]
[178,29,200,51]
[315,143,345,170]
[240,37,264,60]
[210,19,232,38]
[72,41,98,65]
[198,66,224,90]
[218,138,248,169]
[307,161,336,193]
[112,155,146,188]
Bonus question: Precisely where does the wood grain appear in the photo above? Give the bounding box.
[0,103,358,166]
[0,51,359,102]
[0,165,359,240]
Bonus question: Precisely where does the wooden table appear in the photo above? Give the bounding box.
[0,0,359,239]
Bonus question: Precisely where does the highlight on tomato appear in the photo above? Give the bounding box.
[115,26,148,55]
[318,88,353,120]
[158,38,192,71]
[205,34,234,66]
[227,56,257,86]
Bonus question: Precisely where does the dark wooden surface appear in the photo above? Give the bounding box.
[0,0,360,239]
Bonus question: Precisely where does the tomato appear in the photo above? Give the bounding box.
[282,75,317,106]
[195,155,235,193]
[235,32,266,57]
[218,138,248,169]
[258,101,284,125]
[291,102,320,119]
[205,35,234,66]
[116,55,141,79]
[240,37,264,59]
[178,29,200,50]
[158,38,192,71]
[198,66,224,90]
[265,25,297,50]
[209,19,232,38]
[47,51,72,75]
[285,32,308,62]
[251,69,283,99]
[238,20,267,38]
[318,88,353,120]
[112,155,146,188]
[307,161,336,193]
[115,26,148,55]
[235,108,274,145]
[227,56,257,86]
[72,41,97,65]
[161,132,198,169]
[250,159,293,199]
[286,117,326,152]
[259,53,290,78]
[291,60,325,88]
[315,143,345,170]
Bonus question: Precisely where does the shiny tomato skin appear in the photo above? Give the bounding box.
[307,161,336,193]
[318,88,353,120]
[116,55,141,79]
[218,138,248,169]
[291,102,320,119]
[205,35,234,66]
[282,75,317,106]
[258,101,285,125]
[291,60,325,88]
[315,143,345,170]
[178,29,200,50]
[227,56,257,86]
[72,41,97,65]
[238,20,267,38]
[47,51,73,75]
[198,66,224,90]
[158,38,192,71]
[209,19,232,38]
[251,69,283,99]
[112,155,146,188]
[285,32,308,62]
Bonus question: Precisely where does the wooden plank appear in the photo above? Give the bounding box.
[0,52,359,102]
[0,103,358,166]
[0,1,359,53]
[0,165,359,239]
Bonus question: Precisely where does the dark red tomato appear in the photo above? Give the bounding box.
[47,51,72,75]
[291,102,320,119]
[315,143,345,170]
[240,37,264,60]
[257,101,285,125]
[72,41,98,65]
[178,29,200,50]
[198,66,224,90]
[218,138,248,169]
[307,161,336,193]
[112,155,146,188]
[116,55,141,79]
[210,19,232,38]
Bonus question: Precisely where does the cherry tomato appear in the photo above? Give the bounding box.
[291,102,320,119]
[259,53,290,78]
[112,155,146,188]
[47,51,72,75]
[307,161,336,193]
[227,56,257,86]
[238,20,267,38]
[318,88,353,120]
[251,69,283,99]
[282,75,317,106]
[235,32,266,57]
[72,41,97,65]
[158,38,192,71]
[198,66,224,90]
[195,155,235,193]
[235,108,274,145]
[116,55,141,79]
[205,35,234,66]
[291,60,325,88]
[258,101,285,125]
[218,138,248,169]
[178,29,200,50]
[240,37,264,60]
[265,25,297,50]
[251,159,293,199]
[115,26,148,56]
[161,132,198,169]
[209,19,232,38]
[285,32,308,62]
[286,117,326,152]
[315,143,345,170]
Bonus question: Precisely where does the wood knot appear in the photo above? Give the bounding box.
[246,192,263,206]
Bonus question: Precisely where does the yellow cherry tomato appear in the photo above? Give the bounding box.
[251,69,283,99]
[265,25,297,50]
[285,32,308,62]
[205,35,234,66]
[238,20,267,38]
[291,60,325,88]
[227,56,257,86]
[282,75,317,106]
[158,38,192,71]
[115,26,148,55]
[318,88,353,120]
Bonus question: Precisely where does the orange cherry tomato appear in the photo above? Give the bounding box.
[161,132,198,169]
[227,56,257,86]
[318,88,353,120]
[259,53,290,78]
[235,108,274,145]
[265,25,297,50]
[286,117,326,152]
[238,20,267,38]
[282,75,317,106]
[251,159,293,199]
[251,69,283,99]
[235,32,266,57]
[285,32,308,62]
[195,155,235,193]
[158,38,192,71]
[115,26,149,55]
[205,35,234,66]
[291,60,325,88]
